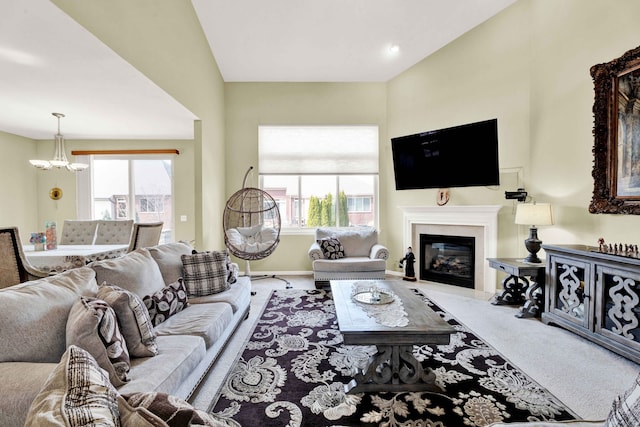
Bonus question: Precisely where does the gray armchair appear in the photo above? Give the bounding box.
[308,226,389,288]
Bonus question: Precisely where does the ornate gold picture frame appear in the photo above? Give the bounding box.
[590,45,640,214]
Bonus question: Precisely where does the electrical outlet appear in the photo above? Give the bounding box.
[180,215,187,222]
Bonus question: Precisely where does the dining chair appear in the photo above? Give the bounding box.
[0,227,49,289]
[94,219,134,245]
[59,220,98,245]
[127,222,164,252]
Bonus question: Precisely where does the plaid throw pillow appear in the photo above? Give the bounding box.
[181,250,230,296]
[24,345,120,426]
[606,373,640,426]
[143,279,189,326]
[317,237,345,259]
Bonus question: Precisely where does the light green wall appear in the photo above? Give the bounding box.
[386,0,640,274]
[224,83,387,272]
[53,0,225,250]
[0,132,39,232]
[386,0,532,265]
[528,0,640,246]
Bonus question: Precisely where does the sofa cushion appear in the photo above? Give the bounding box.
[0,362,57,427]
[23,345,120,427]
[189,275,251,313]
[313,257,387,272]
[118,334,206,396]
[316,226,378,257]
[181,250,229,296]
[119,391,241,427]
[154,302,234,348]
[317,237,345,259]
[143,278,189,326]
[92,248,166,299]
[66,296,131,387]
[225,227,277,254]
[0,267,97,363]
[147,241,194,285]
[98,283,159,358]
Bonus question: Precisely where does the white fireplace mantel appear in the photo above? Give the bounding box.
[400,205,502,294]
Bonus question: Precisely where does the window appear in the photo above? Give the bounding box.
[259,126,378,230]
[348,197,372,212]
[77,156,174,243]
[140,197,164,213]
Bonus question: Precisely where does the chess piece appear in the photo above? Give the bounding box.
[399,247,417,282]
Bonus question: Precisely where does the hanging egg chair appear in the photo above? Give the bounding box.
[223,167,289,288]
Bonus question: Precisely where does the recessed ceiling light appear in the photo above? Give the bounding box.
[389,44,400,54]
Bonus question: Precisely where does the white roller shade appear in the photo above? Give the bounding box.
[259,125,379,174]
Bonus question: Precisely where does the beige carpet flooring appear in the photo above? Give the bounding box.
[189,274,640,421]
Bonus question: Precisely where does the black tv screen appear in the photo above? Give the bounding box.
[391,118,500,190]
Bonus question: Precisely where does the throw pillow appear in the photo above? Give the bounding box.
[224,250,238,285]
[317,237,345,259]
[97,282,159,358]
[147,241,194,285]
[143,278,189,326]
[236,224,262,238]
[120,392,241,427]
[24,345,119,427]
[181,250,229,296]
[605,373,640,426]
[66,296,131,387]
[91,248,166,299]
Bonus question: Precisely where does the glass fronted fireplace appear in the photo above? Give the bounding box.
[420,234,475,288]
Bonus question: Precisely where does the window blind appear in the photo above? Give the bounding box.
[258,125,379,174]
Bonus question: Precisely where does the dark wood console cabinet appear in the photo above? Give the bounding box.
[542,244,640,364]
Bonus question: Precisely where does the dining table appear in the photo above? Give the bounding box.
[23,244,129,274]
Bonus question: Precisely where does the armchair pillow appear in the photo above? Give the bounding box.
[317,237,345,259]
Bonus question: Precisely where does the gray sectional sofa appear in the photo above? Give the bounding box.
[0,241,251,427]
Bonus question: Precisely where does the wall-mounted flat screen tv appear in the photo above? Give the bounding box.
[391,118,500,190]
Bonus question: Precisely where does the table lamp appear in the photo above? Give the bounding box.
[515,202,554,263]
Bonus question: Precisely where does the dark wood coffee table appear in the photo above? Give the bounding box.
[330,280,455,393]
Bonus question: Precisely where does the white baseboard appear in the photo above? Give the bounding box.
[245,270,404,277]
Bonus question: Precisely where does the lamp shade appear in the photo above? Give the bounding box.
[515,203,554,226]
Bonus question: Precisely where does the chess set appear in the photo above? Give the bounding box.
[594,238,640,258]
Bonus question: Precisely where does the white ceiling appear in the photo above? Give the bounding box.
[0,0,516,141]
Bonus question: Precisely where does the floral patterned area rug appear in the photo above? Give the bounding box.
[209,289,578,426]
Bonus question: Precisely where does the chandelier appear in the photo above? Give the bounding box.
[29,113,89,171]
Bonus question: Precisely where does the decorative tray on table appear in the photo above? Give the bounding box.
[351,281,394,305]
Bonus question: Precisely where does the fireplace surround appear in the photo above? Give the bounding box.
[401,205,501,293]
